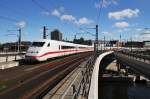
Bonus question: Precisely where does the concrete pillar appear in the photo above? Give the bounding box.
[116,60,120,74]
[135,75,140,81]
[72,84,76,94]
[125,66,129,76]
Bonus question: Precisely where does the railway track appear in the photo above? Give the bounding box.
[114,53,150,79]
[0,52,92,99]
[0,53,90,81]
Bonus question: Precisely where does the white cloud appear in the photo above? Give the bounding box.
[102,31,112,36]
[114,21,129,28]
[50,8,92,26]
[60,15,76,22]
[16,21,26,28]
[60,15,92,25]
[77,17,92,25]
[51,9,61,17]
[108,9,140,20]
[95,0,118,8]
[41,7,92,26]
[42,7,64,17]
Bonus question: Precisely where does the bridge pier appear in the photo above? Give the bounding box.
[125,66,129,76]
[72,84,76,99]
[135,74,141,82]
[116,60,121,74]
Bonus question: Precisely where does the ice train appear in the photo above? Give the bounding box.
[25,39,93,61]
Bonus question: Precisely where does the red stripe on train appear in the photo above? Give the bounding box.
[31,50,81,58]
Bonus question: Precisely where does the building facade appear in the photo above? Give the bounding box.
[51,29,62,41]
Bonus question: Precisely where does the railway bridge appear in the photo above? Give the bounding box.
[0,50,150,99]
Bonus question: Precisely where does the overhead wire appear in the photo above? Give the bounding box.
[0,2,29,18]
[0,15,19,22]
[96,0,104,25]
[0,15,41,28]
[31,0,50,12]
[0,0,53,40]
[31,0,57,28]
[0,0,45,27]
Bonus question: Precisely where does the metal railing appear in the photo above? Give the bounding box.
[117,51,150,63]
[0,52,25,63]
[60,55,96,99]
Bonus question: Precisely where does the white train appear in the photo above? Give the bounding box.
[25,39,93,61]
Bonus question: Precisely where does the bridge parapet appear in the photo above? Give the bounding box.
[58,55,96,99]
[54,51,114,99]
[116,51,150,63]
[88,51,114,99]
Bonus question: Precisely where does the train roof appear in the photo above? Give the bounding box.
[33,39,93,47]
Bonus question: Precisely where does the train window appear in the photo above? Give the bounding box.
[32,42,45,47]
[47,43,50,47]
[61,46,75,49]
[79,47,86,49]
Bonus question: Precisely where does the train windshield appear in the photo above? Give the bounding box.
[31,42,45,47]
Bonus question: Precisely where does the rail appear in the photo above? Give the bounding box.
[60,55,96,99]
[0,53,92,99]
[117,51,150,63]
[114,52,150,80]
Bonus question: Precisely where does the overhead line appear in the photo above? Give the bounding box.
[0,3,41,27]
[32,0,50,12]
[0,15,43,30]
[97,0,104,25]
[0,15,19,22]
[0,3,29,18]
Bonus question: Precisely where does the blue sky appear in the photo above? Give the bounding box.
[0,0,150,43]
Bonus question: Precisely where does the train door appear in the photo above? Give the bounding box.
[58,45,61,57]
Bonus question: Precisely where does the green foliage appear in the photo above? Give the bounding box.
[73,37,92,45]
[0,43,3,50]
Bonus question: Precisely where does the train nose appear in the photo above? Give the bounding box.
[26,50,40,56]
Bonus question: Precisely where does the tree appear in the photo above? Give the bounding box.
[73,37,92,45]
[0,43,3,51]
[73,37,84,44]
